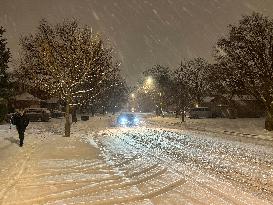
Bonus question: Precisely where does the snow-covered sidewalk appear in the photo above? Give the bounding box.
[148,116,273,141]
[0,116,114,205]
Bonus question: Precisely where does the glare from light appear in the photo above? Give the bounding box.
[120,117,127,125]
[133,117,139,124]
[146,76,153,85]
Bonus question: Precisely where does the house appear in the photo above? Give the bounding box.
[41,97,62,111]
[202,95,264,118]
[10,92,41,110]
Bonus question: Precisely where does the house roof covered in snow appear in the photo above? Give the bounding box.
[221,94,256,101]
[231,95,256,101]
[203,96,215,103]
[204,95,256,103]
[14,92,41,101]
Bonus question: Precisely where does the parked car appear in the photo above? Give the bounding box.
[117,113,139,126]
[51,110,65,118]
[189,107,212,119]
[24,108,51,122]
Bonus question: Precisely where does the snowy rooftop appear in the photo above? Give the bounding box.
[204,95,256,103]
[14,92,41,101]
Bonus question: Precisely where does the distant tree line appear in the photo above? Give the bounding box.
[136,12,273,131]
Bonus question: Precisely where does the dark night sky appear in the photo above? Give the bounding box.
[1,0,273,85]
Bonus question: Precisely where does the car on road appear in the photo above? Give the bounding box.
[117,113,139,126]
[51,110,65,118]
[189,107,212,119]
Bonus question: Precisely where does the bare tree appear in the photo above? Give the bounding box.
[214,12,273,130]
[18,19,119,136]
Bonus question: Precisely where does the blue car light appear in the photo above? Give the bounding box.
[133,117,139,124]
[119,117,128,125]
[117,114,139,127]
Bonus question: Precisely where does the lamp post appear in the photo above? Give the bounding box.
[159,92,163,117]
[131,93,136,112]
[143,76,153,91]
[145,76,163,116]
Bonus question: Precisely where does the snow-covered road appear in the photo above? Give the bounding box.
[91,126,273,204]
[1,117,273,204]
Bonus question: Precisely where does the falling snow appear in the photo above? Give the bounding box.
[1,0,273,84]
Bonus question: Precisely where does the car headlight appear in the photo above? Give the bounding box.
[119,117,127,125]
[133,118,139,123]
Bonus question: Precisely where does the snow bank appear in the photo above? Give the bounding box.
[149,116,273,141]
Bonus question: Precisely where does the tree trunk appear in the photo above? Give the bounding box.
[72,106,77,123]
[181,106,185,122]
[265,106,273,131]
[175,109,179,118]
[65,103,71,137]
[90,106,95,117]
[227,94,236,119]
[155,106,160,116]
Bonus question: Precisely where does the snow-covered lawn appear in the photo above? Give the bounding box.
[149,116,273,140]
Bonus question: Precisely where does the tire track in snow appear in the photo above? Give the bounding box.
[125,128,273,202]
[11,166,167,205]
[99,128,271,205]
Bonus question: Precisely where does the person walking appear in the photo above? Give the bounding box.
[11,110,29,147]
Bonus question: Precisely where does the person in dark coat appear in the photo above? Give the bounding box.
[11,110,29,147]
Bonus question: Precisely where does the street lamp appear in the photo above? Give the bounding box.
[143,76,154,92]
[131,93,136,112]
[146,76,153,85]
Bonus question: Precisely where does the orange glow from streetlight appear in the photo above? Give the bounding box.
[146,76,153,85]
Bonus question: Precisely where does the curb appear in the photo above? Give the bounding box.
[222,130,272,141]
[148,120,273,142]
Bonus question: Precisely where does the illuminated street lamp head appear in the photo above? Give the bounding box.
[146,76,153,85]
[131,93,135,98]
